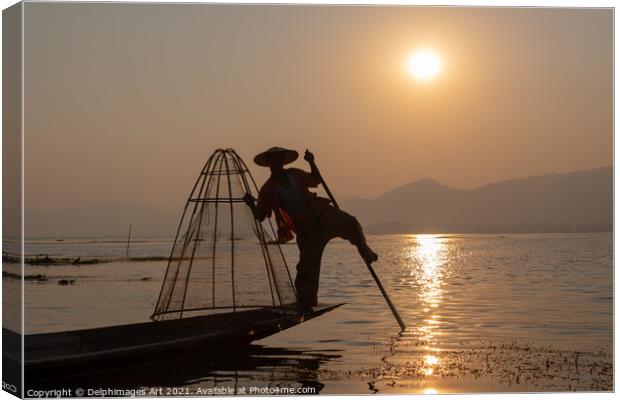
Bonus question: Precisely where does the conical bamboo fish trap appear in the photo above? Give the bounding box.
[152,148,297,321]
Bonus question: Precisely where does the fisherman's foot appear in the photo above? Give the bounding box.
[296,302,315,314]
[360,246,378,264]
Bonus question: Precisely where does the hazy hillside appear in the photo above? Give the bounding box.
[342,167,613,234]
[24,167,612,238]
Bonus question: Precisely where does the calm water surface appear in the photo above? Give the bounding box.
[7,233,613,393]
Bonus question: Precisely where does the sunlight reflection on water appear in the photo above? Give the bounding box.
[408,235,448,387]
[14,233,613,394]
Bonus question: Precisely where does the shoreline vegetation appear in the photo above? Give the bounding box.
[2,252,169,266]
[2,271,151,285]
[2,232,611,267]
[7,227,613,246]
[3,230,613,247]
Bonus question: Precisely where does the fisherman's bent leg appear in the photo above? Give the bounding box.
[322,207,378,264]
[295,230,327,309]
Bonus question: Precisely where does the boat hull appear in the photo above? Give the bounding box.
[6,304,343,380]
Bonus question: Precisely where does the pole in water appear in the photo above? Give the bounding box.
[304,149,406,331]
[126,224,132,259]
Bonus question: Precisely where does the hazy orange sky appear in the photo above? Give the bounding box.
[24,4,612,211]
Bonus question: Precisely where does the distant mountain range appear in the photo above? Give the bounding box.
[341,166,612,234]
[24,167,612,238]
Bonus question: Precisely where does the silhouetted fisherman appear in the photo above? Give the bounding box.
[243,147,377,312]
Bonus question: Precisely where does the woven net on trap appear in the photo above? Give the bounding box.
[152,149,297,321]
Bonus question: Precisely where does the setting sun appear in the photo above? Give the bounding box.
[407,49,442,81]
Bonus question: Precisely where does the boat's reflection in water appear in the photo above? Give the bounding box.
[27,345,343,394]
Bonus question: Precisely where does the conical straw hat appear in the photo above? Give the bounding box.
[253,147,299,167]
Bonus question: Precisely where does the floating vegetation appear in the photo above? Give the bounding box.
[128,256,168,262]
[313,340,612,393]
[2,252,19,263]
[3,252,191,265]
[25,255,103,266]
[2,271,48,281]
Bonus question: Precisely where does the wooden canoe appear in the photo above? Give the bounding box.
[4,304,343,379]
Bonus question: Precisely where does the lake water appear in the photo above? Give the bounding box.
[6,233,613,393]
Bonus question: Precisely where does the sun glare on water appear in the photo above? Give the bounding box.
[407,49,442,81]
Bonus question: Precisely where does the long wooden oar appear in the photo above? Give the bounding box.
[305,150,406,331]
